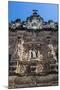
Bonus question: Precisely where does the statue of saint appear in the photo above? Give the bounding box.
[31,49,37,58]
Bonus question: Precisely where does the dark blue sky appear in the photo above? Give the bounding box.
[8,1,58,22]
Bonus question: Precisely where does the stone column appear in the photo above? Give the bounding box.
[38,50,43,61]
[38,50,40,60]
[20,38,24,61]
[15,60,20,74]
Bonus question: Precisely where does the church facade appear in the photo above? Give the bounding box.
[9,10,58,88]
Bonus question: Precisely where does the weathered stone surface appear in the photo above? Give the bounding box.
[8,74,58,88]
[9,10,58,88]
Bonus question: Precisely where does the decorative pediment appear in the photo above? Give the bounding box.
[9,10,58,31]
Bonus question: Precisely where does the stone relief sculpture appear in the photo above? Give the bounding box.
[26,10,43,30]
[16,38,24,61]
[23,50,28,61]
[48,44,57,61]
[29,49,37,59]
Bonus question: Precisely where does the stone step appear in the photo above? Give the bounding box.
[8,74,58,88]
